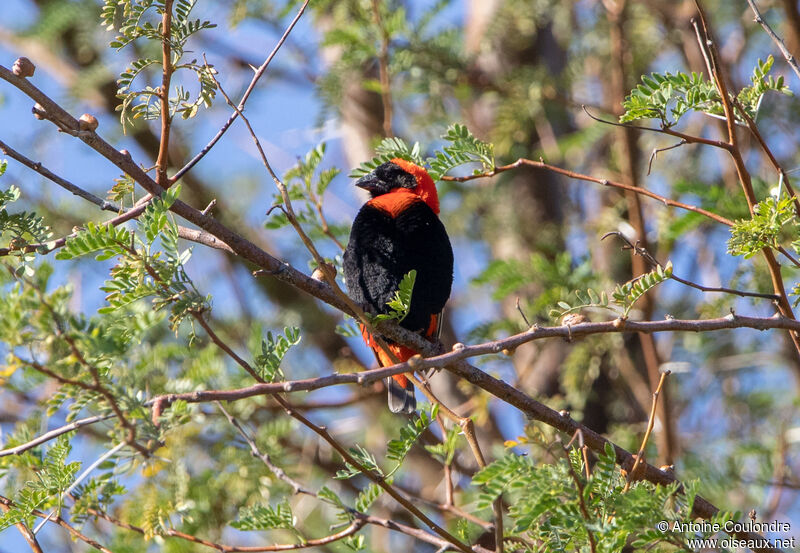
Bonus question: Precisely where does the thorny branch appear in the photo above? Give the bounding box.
[745,0,800,85]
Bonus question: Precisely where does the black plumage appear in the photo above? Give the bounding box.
[343,198,453,332]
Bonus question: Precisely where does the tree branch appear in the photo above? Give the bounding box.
[156,0,175,187]
[692,2,800,368]
[0,495,113,553]
[0,138,119,212]
[170,0,310,184]
[440,157,735,226]
[745,0,800,85]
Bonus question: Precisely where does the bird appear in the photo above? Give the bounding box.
[343,158,454,414]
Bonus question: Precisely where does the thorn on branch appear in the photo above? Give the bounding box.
[252,262,290,278]
[515,297,531,328]
[201,199,217,215]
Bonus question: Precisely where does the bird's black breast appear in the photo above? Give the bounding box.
[343,199,453,333]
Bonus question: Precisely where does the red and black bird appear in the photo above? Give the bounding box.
[344,159,453,413]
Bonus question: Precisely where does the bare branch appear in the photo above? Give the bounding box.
[601,231,781,300]
[216,402,314,497]
[138,314,800,411]
[157,0,175,187]
[0,139,120,212]
[745,0,800,85]
[440,157,735,226]
[171,0,310,183]
[623,371,671,492]
[0,414,114,458]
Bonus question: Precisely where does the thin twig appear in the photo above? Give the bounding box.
[745,0,800,84]
[623,371,670,492]
[157,0,175,187]
[646,140,686,176]
[515,297,531,327]
[171,0,310,183]
[0,139,119,212]
[216,402,314,497]
[601,231,780,301]
[440,157,734,226]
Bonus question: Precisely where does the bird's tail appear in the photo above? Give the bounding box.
[386,373,416,414]
[360,315,440,415]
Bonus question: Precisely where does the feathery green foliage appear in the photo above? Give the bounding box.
[621,56,790,127]
[350,137,424,178]
[0,435,80,530]
[728,196,798,259]
[231,500,295,531]
[101,0,218,128]
[253,326,301,382]
[473,443,725,550]
[550,262,673,319]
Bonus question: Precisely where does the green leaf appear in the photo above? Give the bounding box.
[385,406,436,476]
[426,123,495,181]
[231,500,296,532]
[354,483,382,512]
[253,326,301,382]
[350,137,424,179]
[728,196,797,258]
[374,270,416,324]
[335,444,383,480]
[611,261,673,317]
[55,222,130,261]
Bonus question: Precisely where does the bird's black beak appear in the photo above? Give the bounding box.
[355,172,387,195]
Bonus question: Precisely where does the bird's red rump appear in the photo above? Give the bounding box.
[359,314,439,371]
[366,188,422,218]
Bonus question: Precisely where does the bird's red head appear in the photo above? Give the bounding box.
[354,158,440,214]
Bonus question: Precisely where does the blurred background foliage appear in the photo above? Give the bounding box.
[1,0,800,551]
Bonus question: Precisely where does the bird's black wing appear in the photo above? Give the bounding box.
[394,201,453,332]
[343,200,453,333]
